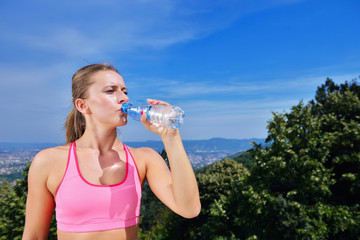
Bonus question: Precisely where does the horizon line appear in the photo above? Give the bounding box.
[0,137,266,145]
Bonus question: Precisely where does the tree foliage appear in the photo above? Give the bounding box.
[139,158,250,240]
[0,161,57,240]
[230,78,360,239]
[0,162,28,239]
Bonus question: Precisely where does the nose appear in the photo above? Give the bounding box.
[118,91,129,104]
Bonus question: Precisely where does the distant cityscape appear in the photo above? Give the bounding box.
[0,138,265,185]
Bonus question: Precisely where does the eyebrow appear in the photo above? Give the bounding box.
[104,85,128,92]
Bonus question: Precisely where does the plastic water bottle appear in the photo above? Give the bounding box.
[121,102,185,129]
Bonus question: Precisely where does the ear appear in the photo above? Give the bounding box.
[75,98,91,114]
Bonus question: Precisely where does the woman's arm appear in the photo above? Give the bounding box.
[22,151,55,240]
[139,100,201,218]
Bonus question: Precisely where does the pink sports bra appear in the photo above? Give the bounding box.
[55,142,142,233]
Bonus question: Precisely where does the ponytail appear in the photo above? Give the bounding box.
[65,107,86,143]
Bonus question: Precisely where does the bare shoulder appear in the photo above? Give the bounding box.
[129,146,157,154]
[30,144,70,176]
[128,146,167,168]
[29,144,71,196]
[128,146,161,161]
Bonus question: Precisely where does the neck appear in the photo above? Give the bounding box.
[77,125,120,152]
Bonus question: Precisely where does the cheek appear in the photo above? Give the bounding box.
[89,96,114,113]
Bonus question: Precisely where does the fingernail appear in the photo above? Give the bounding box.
[141,109,144,115]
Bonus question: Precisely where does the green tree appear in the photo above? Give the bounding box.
[196,158,249,239]
[0,162,29,239]
[214,78,360,239]
[311,78,360,205]
[140,158,250,240]
[233,151,256,170]
[0,161,57,240]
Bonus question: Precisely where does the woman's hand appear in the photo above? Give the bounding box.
[139,98,180,138]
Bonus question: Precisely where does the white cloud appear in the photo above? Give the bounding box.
[126,72,359,100]
[0,0,308,58]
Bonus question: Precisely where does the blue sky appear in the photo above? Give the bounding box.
[0,0,359,143]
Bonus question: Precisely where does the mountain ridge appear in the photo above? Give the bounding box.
[0,138,265,182]
[124,137,265,153]
[0,137,265,153]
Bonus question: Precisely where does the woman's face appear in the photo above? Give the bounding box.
[83,70,129,127]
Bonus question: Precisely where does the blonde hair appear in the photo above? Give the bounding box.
[65,63,119,143]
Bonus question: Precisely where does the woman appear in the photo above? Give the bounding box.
[22,63,201,240]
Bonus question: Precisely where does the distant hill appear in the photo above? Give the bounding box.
[0,138,266,172]
[125,138,265,168]
[125,138,265,153]
[0,138,264,153]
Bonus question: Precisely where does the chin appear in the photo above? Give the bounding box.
[117,116,128,126]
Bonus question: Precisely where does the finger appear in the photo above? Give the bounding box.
[147,99,170,106]
[140,109,151,127]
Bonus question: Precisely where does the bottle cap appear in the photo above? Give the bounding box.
[121,103,131,113]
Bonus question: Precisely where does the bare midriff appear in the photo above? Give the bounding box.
[57,225,138,240]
